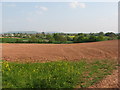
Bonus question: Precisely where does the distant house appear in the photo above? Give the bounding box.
[11,34,14,36]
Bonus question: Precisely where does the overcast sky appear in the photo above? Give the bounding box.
[1,2,118,33]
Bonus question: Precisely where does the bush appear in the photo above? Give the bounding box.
[88,36,97,42]
[53,34,67,43]
[96,36,104,41]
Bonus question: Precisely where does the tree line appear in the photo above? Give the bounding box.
[1,32,120,43]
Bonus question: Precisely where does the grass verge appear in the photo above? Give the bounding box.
[2,59,117,88]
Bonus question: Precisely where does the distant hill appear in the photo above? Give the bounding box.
[45,31,63,34]
[4,31,63,34]
[5,31,38,34]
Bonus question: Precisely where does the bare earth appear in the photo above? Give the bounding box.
[1,40,119,88]
[89,67,119,88]
[1,40,118,62]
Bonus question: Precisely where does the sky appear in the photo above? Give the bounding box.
[0,2,118,33]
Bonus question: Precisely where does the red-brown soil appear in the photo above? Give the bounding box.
[1,40,119,88]
[1,40,118,62]
[89,67,120,88]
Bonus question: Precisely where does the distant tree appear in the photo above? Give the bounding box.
[88,35,97,42]
[46,34,55,42]
[42,32,45,36]
[73,36,79,43]
[105,32,116,40]
[67,36,73,41]
[53,34,67,43]
[117,33,120,39]
[105,32,116,36]
[53,34,60,41]
[98,32,104,36]
[78,36,85,43]
[84,34,88,37]
[19,33,23,38]
[96,35,104,41]
[73,35,89,43]
[89,33,95,36]
[78,33,84,36]
[118,36,120,39]
[29,35,38,43]
[36,33,40,38]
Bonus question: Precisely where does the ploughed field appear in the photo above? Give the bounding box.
[1,40,119,88]
[1,40,118,62]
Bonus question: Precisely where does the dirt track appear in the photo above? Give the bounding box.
[1,40,118,62]
[89,67,119,88]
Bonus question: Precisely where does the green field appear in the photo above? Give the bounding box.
[0,38,73,44]
[0,38,29,43]
[2,59,117,88]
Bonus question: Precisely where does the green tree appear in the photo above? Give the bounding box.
[96,35,104,41]
[67,36,73,41]
[77,36,85,43]
[78,33,84,36]
[105,32,116,40]
[53,34,67,43]
[88,35,97,42]
[29,35,38,43]
[46,34,55,43]
[73,36,79,43]
[98,32,104,36]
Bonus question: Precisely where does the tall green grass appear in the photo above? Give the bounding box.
[2,60,117,88]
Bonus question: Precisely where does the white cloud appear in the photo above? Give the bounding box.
[39,7,48,11]
[69,1,79,8]
[69,2,86,8]
[34,5,48,15]
[35,6,48,11]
